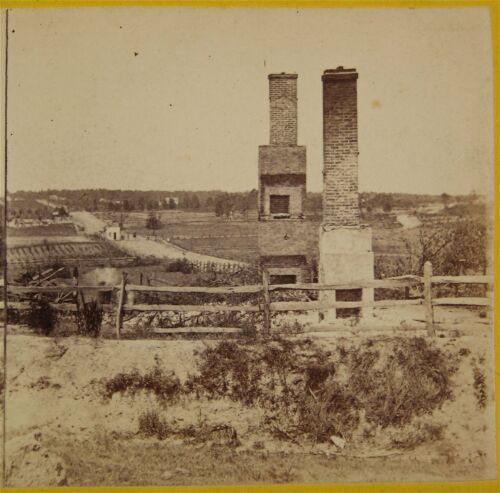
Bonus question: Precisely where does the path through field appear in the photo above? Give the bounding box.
[72,210,247,266]
[70,211,107,235]
[118,237,247,266]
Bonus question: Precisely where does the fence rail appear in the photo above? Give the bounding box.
[1,261,493,337]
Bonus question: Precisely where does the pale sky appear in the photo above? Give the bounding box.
[2,6,494,195]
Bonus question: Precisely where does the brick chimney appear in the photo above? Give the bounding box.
[269,73,298,146]
[322,67,360,227]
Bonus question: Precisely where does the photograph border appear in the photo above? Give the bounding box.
[0,1,498,492]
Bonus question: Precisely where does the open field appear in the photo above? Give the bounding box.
[7,241,133,267]
[7,223,77,237]
[3,326,496,487]
[7,235,90,248]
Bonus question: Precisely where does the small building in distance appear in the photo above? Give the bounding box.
[105,224,122,241]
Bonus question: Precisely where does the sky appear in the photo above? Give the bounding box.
[2,6,494,195]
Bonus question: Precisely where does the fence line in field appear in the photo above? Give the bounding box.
[2,261,493,338]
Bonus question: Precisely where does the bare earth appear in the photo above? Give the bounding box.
[3,319,496,487]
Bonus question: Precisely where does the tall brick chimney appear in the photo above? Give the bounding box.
[258,73,310,284]
[322,67,359,227]
[319,67,374,323]
[269,73,298,146]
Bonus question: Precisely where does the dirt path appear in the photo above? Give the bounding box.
[70,211,107,235]
[72,210,246,265]
[118,237,247,266]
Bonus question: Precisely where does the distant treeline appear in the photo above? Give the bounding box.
[7,189,482,217]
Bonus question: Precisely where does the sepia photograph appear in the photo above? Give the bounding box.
[0,3,497,489]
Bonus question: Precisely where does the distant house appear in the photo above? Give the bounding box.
[105,224,122,241]
[164,197,179,206]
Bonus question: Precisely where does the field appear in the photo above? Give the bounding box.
[3,326,496,487]
[97,209,418,265]
[7,241,134,275]
[7,223,76,237]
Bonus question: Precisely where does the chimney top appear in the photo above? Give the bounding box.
[268,73,298,80]
[322,67,358,81]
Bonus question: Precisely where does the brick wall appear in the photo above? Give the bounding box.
[258,145,306,175]
[269,74,298,146]
[322,68,360,227]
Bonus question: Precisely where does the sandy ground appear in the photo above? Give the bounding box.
[70,211,106,235]
[118,237,246,266]
[2,318,497,486]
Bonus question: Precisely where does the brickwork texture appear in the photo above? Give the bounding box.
[322,68,360,227]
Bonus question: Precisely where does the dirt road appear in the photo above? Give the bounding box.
[70,211,107,235]
[71,210,246,265]
[118,237,247,266]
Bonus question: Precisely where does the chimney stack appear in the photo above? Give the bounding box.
[322,67,360,227]
[268,73,298,146]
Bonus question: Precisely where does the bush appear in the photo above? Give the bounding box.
[187,337,457,444]
[165,258,194,274]
[472,365,487,409]
[76,299,103,337]
[185,341,263,405]
[103,359,181,402]
[138,410,170,440]
[26,298,57,336]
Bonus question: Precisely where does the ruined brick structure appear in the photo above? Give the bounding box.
[322,68,360,227]
[258,73,310,284]
[319,67,374,320]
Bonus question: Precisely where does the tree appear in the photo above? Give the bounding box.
[381,195,394,213]
[214,198,224,217]
[168,198,177,210]
[441,193,450,209]
[191,194,200,209]
[403,218,486,276]
[145,212,162,232]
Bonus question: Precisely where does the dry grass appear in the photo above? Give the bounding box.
[43,430,491,486]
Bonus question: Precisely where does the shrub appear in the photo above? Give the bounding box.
[472,365,487,408]
[26,298,57,336]
[138,410,170,440]
[165,258,194,274]
[103,362,181,402]
[76,299,103,337]
[185,341,263,405]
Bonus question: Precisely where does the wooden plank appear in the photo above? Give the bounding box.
[262,270,271,335]
[123,303,260,313]
[8,285,115,293]
[125,284,262,294]
[303,324,427,334]
[0,301,114,312]
[423,261,435,336]
[268,278,422,291]
[432,275,493,285]
[153,327,243,334]
[432,297,491,307]
[115,273,127,339]
[269,298,422,312]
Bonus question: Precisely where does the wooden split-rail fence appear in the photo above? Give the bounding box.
[1,261,493,338]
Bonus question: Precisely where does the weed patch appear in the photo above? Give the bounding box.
[103,356,181,402]
[472,365,487,409]
[27,298,57,336]
[187,337,457,445]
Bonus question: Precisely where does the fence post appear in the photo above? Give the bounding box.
[115,272,127,340]
[423,261,435,336]
[262,269,271,336]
